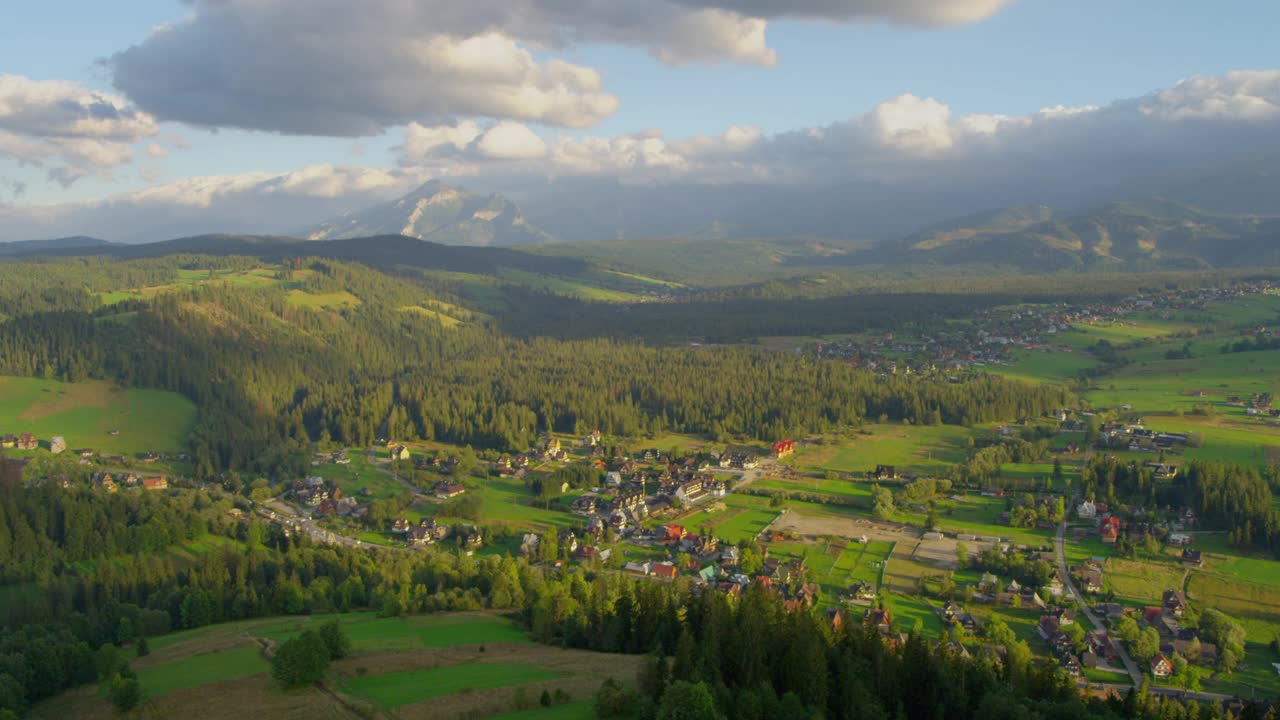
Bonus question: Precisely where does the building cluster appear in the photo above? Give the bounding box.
[807,282,1280,376]
[90,471,168,492]
[288,476,364,519]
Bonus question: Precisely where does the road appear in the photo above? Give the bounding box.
[259,501,402,551]
[1055,508,1144,688]
[365,448,427,498]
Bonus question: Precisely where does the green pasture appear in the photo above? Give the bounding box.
[996,348,1099,385]
[261,614,529,652]
[785,425,972,477]
[0,375,194,455]
[310,453,409,502]
[135,644,268,697]
[472,474,579,530]
[343,663,563,708]
[697,494,780,543]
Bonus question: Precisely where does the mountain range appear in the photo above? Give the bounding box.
[303,180,552,246]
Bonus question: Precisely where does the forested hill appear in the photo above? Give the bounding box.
[2,233,587,276]
[859,200,1280,272]
[0,253,1069,479]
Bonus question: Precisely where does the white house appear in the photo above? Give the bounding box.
[1076,500,1097,520]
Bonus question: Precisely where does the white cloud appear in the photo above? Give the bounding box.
[106,0,1015,136]
[394,70,1280,188]
[0,164,428,242]
[8,70,1280,243]
[146,143,168,158]
[0,75,158,182]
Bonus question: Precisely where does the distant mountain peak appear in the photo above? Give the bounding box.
[305,181,553,246]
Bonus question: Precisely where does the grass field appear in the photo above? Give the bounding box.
[691,493,780,543]
[785,425,972,477]
[343,663,564,708]
[135,644,269,698]
[0,376,195,455]
[260,613,530,652]
[310,453,409,502]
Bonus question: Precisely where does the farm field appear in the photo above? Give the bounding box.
[310,452,410,502]
[261,613,532,651]
[0,375,195,455]
[688,493,780,543]
[134,644,269,698]
[35,612,639,720]
[343,663,563,708]
[784,424,972,477]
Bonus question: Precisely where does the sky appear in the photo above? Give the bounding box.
[1,0,1278,241]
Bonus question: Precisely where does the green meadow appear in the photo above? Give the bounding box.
[135,645,269,698]
[0,376,194,454]
[343,663,563,708]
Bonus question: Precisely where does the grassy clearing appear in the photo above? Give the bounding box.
[496,267,642,302]
[0,376,194,454]
[785,425,971,477]
[472,474,580,530]
[995,348,1100,385]
[259,613,530,652]
[343,663,563,708]
[286,289,362,309]
[695,494,779,543]
[1103,559,1186,604]
[310,453,408,502]
[135,644,268,698]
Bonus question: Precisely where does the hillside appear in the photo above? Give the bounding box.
[0,236,113,255]
[864,200,1280,271]
[305,181,553,246]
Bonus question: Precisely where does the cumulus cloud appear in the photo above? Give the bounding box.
[106,0,1016,136]
[0,75,158,182]
[0,164,427,242]
[391,70,1280,190]
[7,70,1280,242]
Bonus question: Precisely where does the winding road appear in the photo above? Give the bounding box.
[1055,508,1144,688]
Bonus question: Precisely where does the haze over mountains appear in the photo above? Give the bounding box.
[304,180,552,246]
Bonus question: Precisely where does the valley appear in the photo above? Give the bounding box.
[2,243,1280,720]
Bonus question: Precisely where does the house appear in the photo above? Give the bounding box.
[0,435,15,449]
[1074,566,1104,594]
[545,437,561,454]
[585,429,603,446]
[140,451,161,463]
[141,476,168,491]
[434,483,466,500]
[825,608,844,631]
[624,561,651,577]
[1099,516,1121,544]
[1145,462,1179,480]
[772,440,795,458]
[520,533,540,555]
[1181,548,1203,567]
[871,465,897,481]
[1150,654,1174,679]
[1162,590,1187,618]
[1076,500,1097,520]
[848,581,877,602]
[407,525,434,546]
[1167,532,1191,546]
[16,433,37,451]
[389,445,411,461]
[1096,603,1125,621]
[49,437,67,454]
[865,608,892,634]
[651,562,679,580]
[391,518,411,534]
[661,523,686,542]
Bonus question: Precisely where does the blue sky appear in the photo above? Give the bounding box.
[1,0,1278,236]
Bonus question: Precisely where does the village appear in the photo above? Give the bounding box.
[808,282,1280,376]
